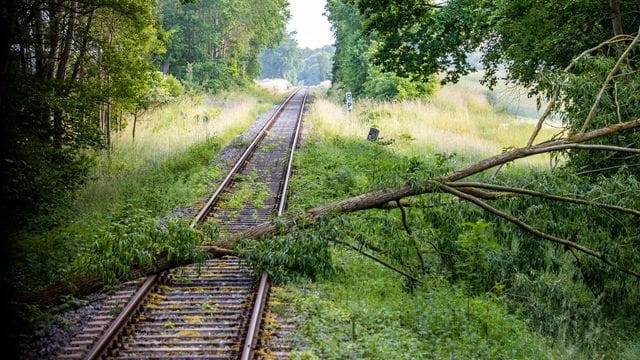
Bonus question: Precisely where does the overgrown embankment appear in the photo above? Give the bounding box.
[238,87,640,359]
[9,88,282,303]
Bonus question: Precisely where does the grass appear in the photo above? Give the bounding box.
[289,251,560,360]
[449,70,548,120]
[255,78,295,95]
[250,79,640,359]
[312,78,560,167]
[10,87,283,292]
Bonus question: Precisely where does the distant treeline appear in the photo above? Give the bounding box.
[259,34,335,86]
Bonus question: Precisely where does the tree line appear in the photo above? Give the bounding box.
[0,0,289,235]
[326,0,439,100]
[258,33,334,86]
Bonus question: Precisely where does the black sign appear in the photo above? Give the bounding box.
[367,127,380,142]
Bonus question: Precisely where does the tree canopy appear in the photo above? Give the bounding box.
[326,0,438,100]
[159,0,289,91]
[354,0,640,174]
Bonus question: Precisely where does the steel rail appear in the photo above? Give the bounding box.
[240,87,308,360]
[190,88,301,227]
[85,273,160,360]
[277,89,308,216]
[81,88,301,360]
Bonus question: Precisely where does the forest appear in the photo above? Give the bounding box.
[1,0,640,359]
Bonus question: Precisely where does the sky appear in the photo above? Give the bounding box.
[286,0,334,49]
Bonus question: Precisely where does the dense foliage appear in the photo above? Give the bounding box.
[298,46,335,85]
[159,0,289,91]
[326,0,438,100]
[242,134,640,357]
[355,0,640,173]
[1,0,169,235]
[259,33,303,84]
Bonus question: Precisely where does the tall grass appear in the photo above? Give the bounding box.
[76,92,275,217]
[13,88,281,290]
[310,82,560,166]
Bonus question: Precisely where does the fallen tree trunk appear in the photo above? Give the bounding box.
[222,118,640,246]
[18,118,640,307]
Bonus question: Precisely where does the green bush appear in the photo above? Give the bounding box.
[363,69,438,100]
[275,135,640,358]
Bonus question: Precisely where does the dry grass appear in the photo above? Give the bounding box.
[107,92,272,171]
[72,90,278,218]
[308,82,562,167]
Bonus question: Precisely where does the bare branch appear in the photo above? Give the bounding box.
[575,163,640,176]
[448,118,640,182]
[526,33,635,146]
[580,28,640,133]
[395,200,412,235]
[538,143,640,154]
[614,82,622,123]
[447,181,640,217]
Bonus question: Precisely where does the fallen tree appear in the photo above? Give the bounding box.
[18,117,640,306]
[18,31,640,306]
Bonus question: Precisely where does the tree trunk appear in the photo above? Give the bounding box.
[106,102,112,157]
[132,111,138,143]
[56,1,77,81]
[17,248,233,307]
[98,105,103,138]
[34,7,45,78]
[17,118,640,307]
[609,0,624,35]
[47,3,60,80]
[71,8,94,80]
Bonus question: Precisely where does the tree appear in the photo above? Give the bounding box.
[298,46,334,85]
[19,115,640,306]
[355,0,640,173]
[1,0,166,231]
[259,41,334,85]
[326,0,437,99]
[159,0,289,91]
[259,33,303,83]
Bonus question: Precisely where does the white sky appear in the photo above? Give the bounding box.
[286,0,334,49]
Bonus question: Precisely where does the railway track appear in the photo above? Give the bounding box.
[59,87,308,359]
